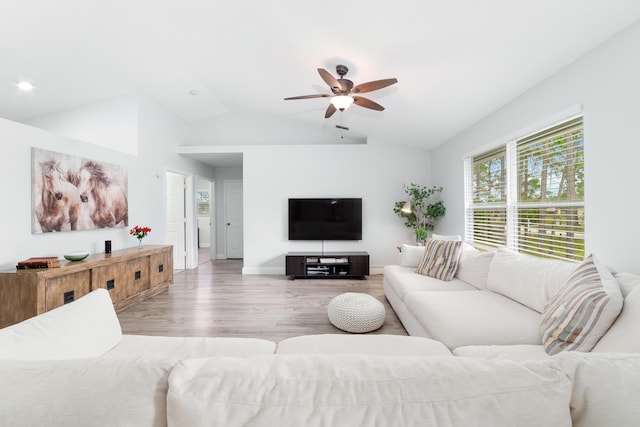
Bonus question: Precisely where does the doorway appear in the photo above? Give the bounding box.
[196,176,215,264]
[166,171,187,270]
[224,179,243,259]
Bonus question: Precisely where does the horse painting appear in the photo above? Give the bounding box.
[77,161,129,228]
[36,159,81,232]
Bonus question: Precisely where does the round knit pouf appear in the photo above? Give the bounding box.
[328,292,386,333]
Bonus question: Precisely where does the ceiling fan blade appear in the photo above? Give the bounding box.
[318,68,343,92]
[325,103,337,118]
[284,94,332,100]
[353,96,385,111]
[352,78,398,94]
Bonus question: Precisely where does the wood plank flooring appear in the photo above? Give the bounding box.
[117,259,408,342]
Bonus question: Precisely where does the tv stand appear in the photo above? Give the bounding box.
[285,251,369,280]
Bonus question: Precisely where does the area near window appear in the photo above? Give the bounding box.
[464,116,584,262]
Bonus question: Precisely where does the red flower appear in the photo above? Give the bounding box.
[130,225,151,240]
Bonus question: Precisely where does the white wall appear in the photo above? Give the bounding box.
[20,94,140,155]
[5,91,431,274]
[241,139,431,274]
[430,20,640,274]
[188,112,367,145]
[0,119,131,269]
[0,97,213,270]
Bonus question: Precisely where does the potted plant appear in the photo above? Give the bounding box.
[414,227,428,244]
[394,184,446,244]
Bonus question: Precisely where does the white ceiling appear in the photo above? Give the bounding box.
[3,1,640,151]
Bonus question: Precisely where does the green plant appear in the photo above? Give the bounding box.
[393,184,446,241]
[414,227,428,243]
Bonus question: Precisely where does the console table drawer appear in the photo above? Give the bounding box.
[92,258,151,301]
[45,271,91,311]
[150,250,173,287]
[124,257,150,297]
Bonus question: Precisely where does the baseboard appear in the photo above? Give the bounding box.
[370,266,384,275]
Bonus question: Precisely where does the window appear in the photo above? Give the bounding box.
[196,191,210,216]
[464,116,584,261]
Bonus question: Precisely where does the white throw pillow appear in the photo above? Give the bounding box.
[540,254,623,355]
[548,352,640,427]
[487,247,578,313]
[398,244,426,268]
[432,233,462,241]
[455,243,494,289]
[0,288,122,360]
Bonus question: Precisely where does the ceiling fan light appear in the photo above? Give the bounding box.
[330,95,354,111]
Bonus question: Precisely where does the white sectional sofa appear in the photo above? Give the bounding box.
[384,241,640,360]
[2,282,640,425]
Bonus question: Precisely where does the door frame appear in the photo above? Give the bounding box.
[165,169,198,270]
[195,175,216,262]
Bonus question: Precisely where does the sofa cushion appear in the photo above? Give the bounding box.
[453,345,550,362]
[167,355,571,427]
[405,290,542,349]
[398,244,425,267]
[383,265,476,303]
[487,247,578,313]
[103,335,277,359]
[541,254,623,355]
[0,288,122,360]
[548,352,640,427]
[416,238,463,281]
[276,334,452,356]
[592,286,640,353]
[455,243,494,289]
[613,272,640,297]
[0,357,173,427]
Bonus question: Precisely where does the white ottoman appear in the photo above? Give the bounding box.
[328,292,386,333]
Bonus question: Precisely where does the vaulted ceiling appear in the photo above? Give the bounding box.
[3,1,640,151]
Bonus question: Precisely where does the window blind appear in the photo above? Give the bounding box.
[515,116,584,260]
[464,116,584,261]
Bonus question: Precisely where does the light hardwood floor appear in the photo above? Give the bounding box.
[117,259,408,342]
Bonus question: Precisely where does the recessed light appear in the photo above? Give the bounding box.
[17,81,34,91]
[189,89,198,96]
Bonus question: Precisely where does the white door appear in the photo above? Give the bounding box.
[224,179,243,259]
[166,172,186,270]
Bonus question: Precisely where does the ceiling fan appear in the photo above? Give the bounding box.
[284,65,398,118]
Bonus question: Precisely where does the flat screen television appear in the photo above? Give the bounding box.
[288,198,362,240]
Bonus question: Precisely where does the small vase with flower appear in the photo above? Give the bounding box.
[130,225,151,248]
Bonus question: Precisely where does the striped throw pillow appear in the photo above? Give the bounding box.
[540,254,623,355]
[415,238,462,281]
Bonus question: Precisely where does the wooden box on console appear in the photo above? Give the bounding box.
[0,245,173,328]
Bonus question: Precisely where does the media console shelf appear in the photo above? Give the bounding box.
[285,251,369,280]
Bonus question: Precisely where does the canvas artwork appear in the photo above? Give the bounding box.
[31,148,129,233]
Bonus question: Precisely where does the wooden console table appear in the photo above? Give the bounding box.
[0,245,173,328]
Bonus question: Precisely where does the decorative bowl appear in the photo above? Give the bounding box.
[63,251,90,261]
